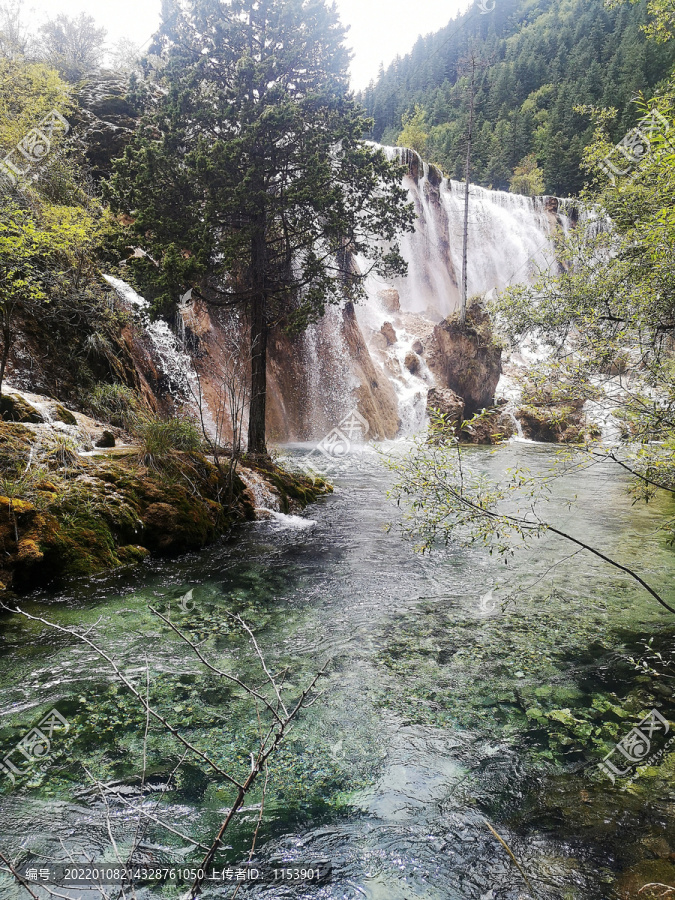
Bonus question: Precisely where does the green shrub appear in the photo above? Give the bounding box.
[135,416,203,469]
[85,383,140,429]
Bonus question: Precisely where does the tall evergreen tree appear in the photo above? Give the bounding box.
[108,0,413,454]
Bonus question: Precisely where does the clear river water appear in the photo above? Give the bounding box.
[0,444,674,900]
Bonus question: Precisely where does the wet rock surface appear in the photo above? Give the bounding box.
[0,407,330,595]
[427,304,502,417]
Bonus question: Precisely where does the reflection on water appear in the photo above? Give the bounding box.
[0,444,673,899]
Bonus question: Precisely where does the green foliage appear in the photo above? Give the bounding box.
[493,88,675,501]
[38,13,106,82]
[361,0,675,195]
[107,0,414,322]
[107,0,414,451]
[85,382,140,429]
[134,415,203,469]
[0,56,72,149]
[384,414,551,556]
[397,104,428,156]
[509,153,546,196]
[609,0,675,42]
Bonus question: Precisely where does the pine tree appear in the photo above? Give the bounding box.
[109,0,413,454]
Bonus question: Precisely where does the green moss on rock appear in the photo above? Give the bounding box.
[0,446,329,594]
[52,404,78,426]
[0,394,44,424]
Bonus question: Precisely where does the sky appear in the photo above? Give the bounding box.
[21,0,472,90]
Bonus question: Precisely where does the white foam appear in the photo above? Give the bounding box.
[268,511,317,530]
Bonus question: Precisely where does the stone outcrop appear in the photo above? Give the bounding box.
[0,417,330,594]
[427,304,502,417]
[378,289,401,313]
[515,402,591,443]
[404,352,420,375]
[425,386,464,426]
[460,408,516,444]
[381,322,397,346]
[340,304,400,439]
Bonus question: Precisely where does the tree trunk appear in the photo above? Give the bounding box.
[247,229,268,455]
[0,317,12,396]
[460,59,477,328]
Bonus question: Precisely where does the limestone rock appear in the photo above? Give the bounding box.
[427,163,443,187]
[341,304,400,439]
[381,322,397,346]
[378,289,401,313]
[426,387,464,425]
[515,404,589,443]
[412,339,424,355]
[95,430,116,448]
[0,394,44,424]
[460,409,516,445]
[427,304,502,417]
[53,404,77,426]
[404,352,420,375]
[370,332,388,352]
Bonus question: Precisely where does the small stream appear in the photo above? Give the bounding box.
[0,444,674,899]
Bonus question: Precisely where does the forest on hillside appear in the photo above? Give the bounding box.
[360,0,675,194]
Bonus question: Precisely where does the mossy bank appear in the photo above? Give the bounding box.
[0,412,330,596]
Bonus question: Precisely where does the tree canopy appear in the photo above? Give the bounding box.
[108,0,414,453]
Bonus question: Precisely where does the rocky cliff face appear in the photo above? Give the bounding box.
[184,297,401,442]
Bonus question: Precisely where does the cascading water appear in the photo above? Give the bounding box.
[104,152,577,443]
[350,146,575,435]
[103,274,202,411]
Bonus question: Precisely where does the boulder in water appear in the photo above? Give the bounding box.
[381,322,397,346]
[426,387,464,426]
[427,303,501,417]
[515,403,590,443]
[370,332,388,352]
[412,339,424,355]
[404,351,420,375]
[378,289,400,313]
[95,430,116,448]
[0,394,44,424]
[460,408,516,444]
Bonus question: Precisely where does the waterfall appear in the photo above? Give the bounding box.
[348,146,574,436]
[103,274,202,413]
[373,146,571,317]
[104,148,575,444]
